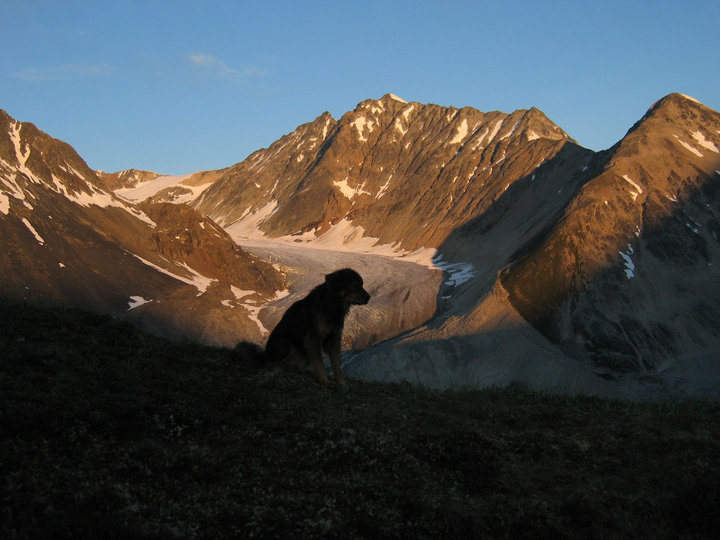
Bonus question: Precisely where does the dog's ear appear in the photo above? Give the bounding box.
[325,271,340,287]
[325,269,350,289]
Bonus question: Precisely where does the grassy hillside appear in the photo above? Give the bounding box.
[2,297,719,538]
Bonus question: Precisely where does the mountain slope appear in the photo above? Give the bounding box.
[0,109,284,346]
[192,94,577,251]
[346,94,720,398]
[5,93,720,397]
[502,93,720,374]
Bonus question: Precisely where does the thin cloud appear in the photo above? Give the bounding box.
[11,63,114,82]
[188,53,236,78]
[242,65,270,78]
[187,52,269,81]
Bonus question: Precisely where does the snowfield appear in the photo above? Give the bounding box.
[116,174,214,204]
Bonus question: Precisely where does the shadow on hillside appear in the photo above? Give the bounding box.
[429,141,600,323]
[428,141,720,375]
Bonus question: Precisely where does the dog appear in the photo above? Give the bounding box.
[235,268,370,386]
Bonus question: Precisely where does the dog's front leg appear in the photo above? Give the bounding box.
[304,336,332,386]
[327,332,346,387]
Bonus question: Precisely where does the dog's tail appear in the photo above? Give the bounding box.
[233,341,266,365]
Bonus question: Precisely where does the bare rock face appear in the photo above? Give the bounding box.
[193,94,575,251]
[137,202,283,294]
[502,94,720,375]
[0,109,284,346]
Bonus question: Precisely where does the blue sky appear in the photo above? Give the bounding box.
[1,0,718,175]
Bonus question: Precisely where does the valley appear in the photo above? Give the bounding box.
[3,93,720,398]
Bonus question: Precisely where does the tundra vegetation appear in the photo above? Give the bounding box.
[2,298,719,538]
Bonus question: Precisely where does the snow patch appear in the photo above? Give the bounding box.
[619,245,636,279]
[686,217,702,234]
[449,119,469,145]
[674,135,704,157]
[351,116,374,142]
[69,186,122,207]
[224,200,278,238]
[21,218,44,245]
[322,117,332,140]
[526,130,540,141]
[127,296,152,310]
[334,177,371,199]
[370,101,384,116]
[500,120,521,140]
[59,164,87,181]
[622,175,643,201]
[388,93,407,103]
[10,122,30,168]
[115,173,210,204]
[231,215,436,267]
[130,254,215,295]
[486,119,504,145]
[433,254,475,286]
[402,104,416,122]
[9,121,39,184]
[691,131,719,153]
[230,285,287,334]
[376,174,394,198]
[230,285,256,300]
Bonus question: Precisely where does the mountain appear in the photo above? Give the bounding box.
[346,94,720,398]
[192,93,581,252]
[0,109,284,346]
[502,93,720,374]
[4,93,720,398]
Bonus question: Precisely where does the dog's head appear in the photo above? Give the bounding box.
[325,268,370,306]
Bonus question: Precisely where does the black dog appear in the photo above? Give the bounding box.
[236,268,370,386]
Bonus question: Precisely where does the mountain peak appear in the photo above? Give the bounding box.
[622,92,719,145]
[383,93,408,104]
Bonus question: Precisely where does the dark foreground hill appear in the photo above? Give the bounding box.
[2,298,719,538]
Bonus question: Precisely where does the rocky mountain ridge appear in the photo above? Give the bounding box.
[192,93,580,252]
[4,93,720,397]
[502,93,720,374]
[95,168,160,190]
[346,94,720,398]
[0,109,284,346]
